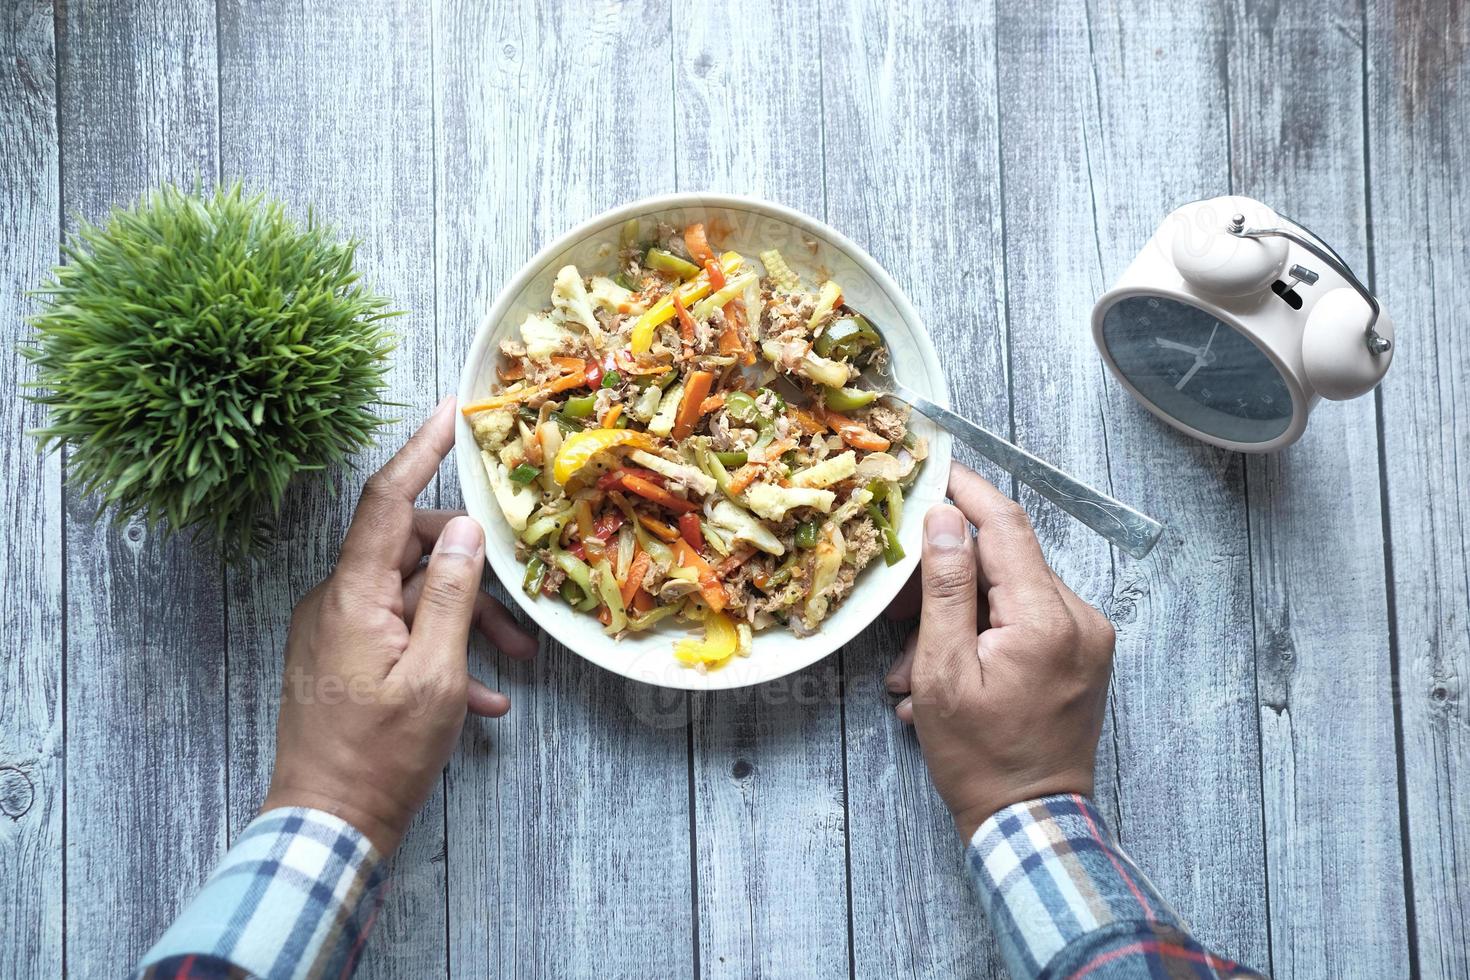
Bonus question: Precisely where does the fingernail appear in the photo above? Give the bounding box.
[925,506,967,549]
[437,515,483,558]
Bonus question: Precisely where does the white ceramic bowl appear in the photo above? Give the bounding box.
[456,194,952,690]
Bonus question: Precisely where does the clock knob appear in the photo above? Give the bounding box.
[1166,196,1289,296]
[1301,287,1395,400]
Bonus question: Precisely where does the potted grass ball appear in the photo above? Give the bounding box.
[22,182,399,560]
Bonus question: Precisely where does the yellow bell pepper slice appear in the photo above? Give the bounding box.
[552,428,657,485]
[673,609,739,666]
[630,251,745,355]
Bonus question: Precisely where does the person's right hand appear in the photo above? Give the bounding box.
[885,463,1116,841]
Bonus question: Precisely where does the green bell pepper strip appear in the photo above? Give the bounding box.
[813,315,880,359]
[694,443,733,494]
[866,503,904,565]
[592,558,628,633]
[553,550,599,611]
[509,462,541,484]
[520,507,574,546]
[691,271,758,320]
[601,369,623,389]
[646,248,701,280]
[563,394,597,418]
[794,520,820,550]
[619,218,641,247]
[613,272,638,291]
[714,450,748,468]
[823,385,878,411]
[551,411,587,434]
[724,390,758,422]
[522,556,548,595]
[627,605,679,631]
[759,554,802,592]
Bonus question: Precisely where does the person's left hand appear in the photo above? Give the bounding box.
[260,396,538,855]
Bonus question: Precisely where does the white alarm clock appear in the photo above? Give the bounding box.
[1092,195,1394,452]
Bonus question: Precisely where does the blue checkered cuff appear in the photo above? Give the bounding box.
[136,807,387,980]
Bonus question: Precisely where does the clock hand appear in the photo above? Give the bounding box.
[1199,322,1220,357]
[1175,360,1204,390]
[1154,337,1203,355]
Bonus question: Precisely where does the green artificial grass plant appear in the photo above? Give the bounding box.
[22,182,399,560]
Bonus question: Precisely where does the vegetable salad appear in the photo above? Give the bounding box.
[464,220,925,669]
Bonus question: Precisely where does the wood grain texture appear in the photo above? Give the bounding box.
[1367,1,1470,975]
[1068,0,1271,967]
[1228,1,1411,975]
[822,2,1010,977]
[215,2,447,976]
[55,2,227,976]
[0,2,63,977]
[432,3,693,977]
[671,3,850,976]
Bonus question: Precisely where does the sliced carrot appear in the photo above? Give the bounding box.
[726,464,760,495]
[622,473,699,513]
[632,588,655,614]
[601,405,623,429]
[550,355,585,373]
[822,409,892,451]
[460,384,543,415]
[698,392,726,416]
[715,546,755,578]
[673,290,696,343]
[638,514,682,541]
[704,257,726,290]
[789,406,828,434]
[620,549,651,607]
[673,538,727,612]
[671,370,715,440]
[684,223,716,267]
[548,371,588,394]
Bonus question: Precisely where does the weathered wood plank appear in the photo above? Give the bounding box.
[1366,2,1470,975]
[1064,0,1272,967]
[822,2,1010,977]
[0,2,63,977]
[55,1,227,975]
[670,3,851,977]
[431,3,693,978]
[215,2,446,976]
[1228,1,1411,975]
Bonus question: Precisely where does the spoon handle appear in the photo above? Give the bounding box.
[894,384,1164,559]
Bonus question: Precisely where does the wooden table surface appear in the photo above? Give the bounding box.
[2,1,1466,977]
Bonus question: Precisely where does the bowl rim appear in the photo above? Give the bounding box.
[455,191,952,690]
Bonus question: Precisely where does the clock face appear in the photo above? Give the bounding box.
[1101,295,1295,445]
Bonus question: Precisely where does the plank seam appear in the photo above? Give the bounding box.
[52,3,68,974]
[1360,0,1420,970]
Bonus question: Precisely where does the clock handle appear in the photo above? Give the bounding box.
[898,387,1165,560]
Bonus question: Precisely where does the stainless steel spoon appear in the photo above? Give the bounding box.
[847,308,1164,560]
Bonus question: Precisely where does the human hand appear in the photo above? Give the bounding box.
[260,396,538,856]
[884,463,1115,841]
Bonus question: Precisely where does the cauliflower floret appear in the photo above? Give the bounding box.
[589,275,644,314]
[482,451,537,531]
[707,500,785,556]
[743,483,835,521]
[627,449,717,496]
[552,265,599,332]
[469,407,516,451]
[519,312,576,363]
[790,450,856,489]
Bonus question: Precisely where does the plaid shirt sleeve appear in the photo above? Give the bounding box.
[968,794,1267,979]
[135,807,388,980]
